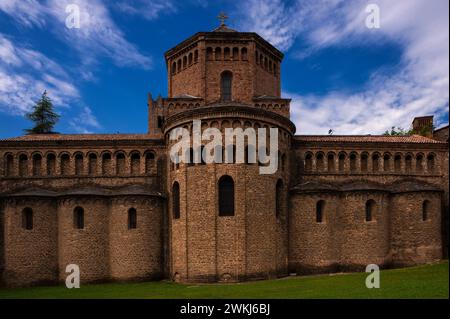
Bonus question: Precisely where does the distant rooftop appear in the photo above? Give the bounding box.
[0,134,155,142]
[295,134,446,144]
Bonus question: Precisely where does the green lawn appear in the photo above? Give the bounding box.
[0,261,448,299]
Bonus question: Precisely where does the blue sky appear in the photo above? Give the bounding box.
[0,0,448,138]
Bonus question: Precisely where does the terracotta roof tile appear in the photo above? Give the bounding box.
[294,134,445,144]
[0,134,157,142]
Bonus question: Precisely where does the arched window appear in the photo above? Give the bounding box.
[394,154,402,172]
[60,154,70,175]
[131,152,140,175]
[102,153,112,175]
[172,182,180,219]
[22,207,33,230]
[338,153,345,172]
[5,154,13,176]
[276,179,283,218]
[172,152,180,171]
[19,154,28,177]
[171,62,176,74]
[219,175,235,216]
[416,154,424,173]
[145,152,155,174]
[215,47,222,60]
[116,153,126,175]
[241,47,248,60]
[182,56,187,68]
[188,52,193,65]
[194,50,198,63]
[128,208,137,229]
[224,47,230,60]
[232,47,239,60]
[427,154,435,173]
[350,153,357,172]
[405,154,412,172]
[361,153,368,172]
[365,200,376,222]
[206,47,213,61]
[422,200,430,221]
[372,154,380,172]
[200,145,206,165]
[316,153,324,171]
[47,153,56,176]
[88,153,97,175]
[281,154,286,171]
[383,154,391,172]
[305,153,313,172]
[32,154,42,176]
[74,207,84,229]
[177,59,181,72]
[186,148,194,166]
[75,153,83,175]
[316,200,325,223]
[220,71,232,102]
[245,144,256,165]
[327,153,335,172]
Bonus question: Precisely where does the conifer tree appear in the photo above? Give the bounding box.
[24,91,60,134]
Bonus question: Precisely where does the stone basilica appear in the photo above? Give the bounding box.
[0,22,448,287]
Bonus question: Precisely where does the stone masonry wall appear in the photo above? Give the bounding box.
[390,192,442,265]
[58,197,110,283]
[109,197,163,281]
[289,190,441,274]
[3,198,58,286]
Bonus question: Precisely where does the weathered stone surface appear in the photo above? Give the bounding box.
[0,25,447,287]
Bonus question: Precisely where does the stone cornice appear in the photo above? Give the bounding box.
[163,104,296,134]
[0,184,166,199]
[290,178,444,194]
[164,31,284,62]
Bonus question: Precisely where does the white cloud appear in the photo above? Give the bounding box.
[0,0,152,70]
[238,0,449,134]
[0,0,46,28]
[0,34,79,115]
[114,0,177,20]
[46,0,153,70]
[237,0,298,51]
[0,0,156,132]
[69,105,101,133]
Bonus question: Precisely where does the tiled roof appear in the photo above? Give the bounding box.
[434,124,449,132]
[294,134,445,144]
[0,134,157,142]
[212,25,238,33]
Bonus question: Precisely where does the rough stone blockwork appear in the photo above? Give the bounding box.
[0,23,448,287]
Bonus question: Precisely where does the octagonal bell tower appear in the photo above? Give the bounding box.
[165,19,283,105]
[156,17,295,282]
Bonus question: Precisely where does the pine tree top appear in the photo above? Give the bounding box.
[24,91,60,135]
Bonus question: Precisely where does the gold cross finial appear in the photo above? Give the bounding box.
[217,12,228,26]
